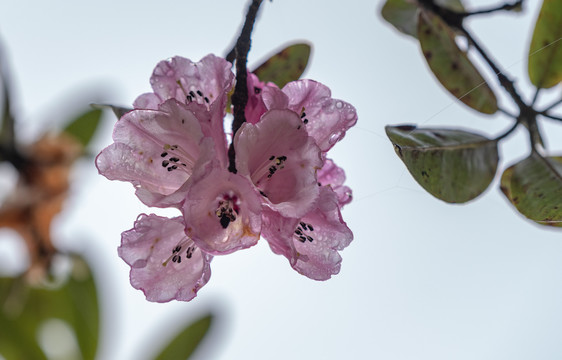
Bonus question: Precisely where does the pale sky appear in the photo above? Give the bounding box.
[1,1,562,359]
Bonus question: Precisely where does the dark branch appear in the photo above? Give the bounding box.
[457,0,524,18]
[228,0,263,173]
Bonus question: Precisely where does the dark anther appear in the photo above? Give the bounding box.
[189,91,196,98]
[169,157,180,162]
[220,214,231,229]
[170,165,178,170]
[269,155,275,161]
[204,97,210,103]
[278,155,287,162]
[259,190,268,197]
[303,119,309,124]
[173,245,181,253]
[162,160,170,167]
[161,152,168,157]
[254,87,261,94]
[308,224,314,231]
[306,235,314,242]
[301,112,306,118]
[186,95,192,102]
[167,167,174,172]
[196,90,203,97]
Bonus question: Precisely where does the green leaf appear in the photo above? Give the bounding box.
[417,10,498,114]
[528,0,562,89]
[63,108,103,147]
[252,43,311,88]
[0,255,99,360]
[91,103,132,120]
[153,313,213,360]
[500,153,562,227]
[381,0,464,38]
[386,125,499,203]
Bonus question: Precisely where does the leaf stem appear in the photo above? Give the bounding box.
[228,0,264,173]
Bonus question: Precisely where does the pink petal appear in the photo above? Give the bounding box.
[118,214,212,302]
[282,80,358,152]
[234,109,323,218]
[262,186,353,280]
[183,160,262,255]
[148,54,234,108]
[95,99,208,207]
[317,158,352,207]
[245,72,279,124]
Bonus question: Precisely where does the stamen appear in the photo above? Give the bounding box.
[252,154,288,186]
[162,237,196,266]
[294,221,315,243]
[215,195,239,229]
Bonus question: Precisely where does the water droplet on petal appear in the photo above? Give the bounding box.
[335,101,343,109]
[329,133,341,145]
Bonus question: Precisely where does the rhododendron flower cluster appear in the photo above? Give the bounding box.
[96,54,357,302]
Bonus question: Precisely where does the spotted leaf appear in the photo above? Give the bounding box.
[417,10,498,114]
[381,0,464,38]
[252,43,311,88]
[386,125,499,203]
[528,0,562,89]
[500,153,562,227]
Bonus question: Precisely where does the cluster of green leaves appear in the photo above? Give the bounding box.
[0,255,213,360]
[381,0,562,227]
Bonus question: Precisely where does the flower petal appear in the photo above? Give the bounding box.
[245,72,279,124]
[317,158,352,207]
[95,99,208,207]
[235,109,323,218]
[183,160,262,255]
[281,80,357,152]
[148,54,234,107]
[262,186,353,280]
[118,214,212,302]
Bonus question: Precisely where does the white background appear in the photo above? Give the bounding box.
[1,0,562,359]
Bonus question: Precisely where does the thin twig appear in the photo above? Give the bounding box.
[542,98,562,112]
[228,0,263,173]
[457,0,523,18]
[494,121,519,141]
[540,113,562,122]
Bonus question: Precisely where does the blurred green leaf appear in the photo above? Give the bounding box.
[381,0,464,38]
[386,125,499,203]
[154,313,213,360]
[91,103,132,120]
[0,255,99,360]
[252,43,311,88]
[528,0,562,89]
[63,108,103,147]
[417,10,498,114]
[500,153,562,227]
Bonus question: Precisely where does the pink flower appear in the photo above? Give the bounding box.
[134,54,235,166]
[262,186,353,280]
[118,214,212,302]
[235,109,323,217]
[317,158,352,207]
[98,53,357,302]
[96,99,215,207]
[262,79,357,152]
[182,159,262,255]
